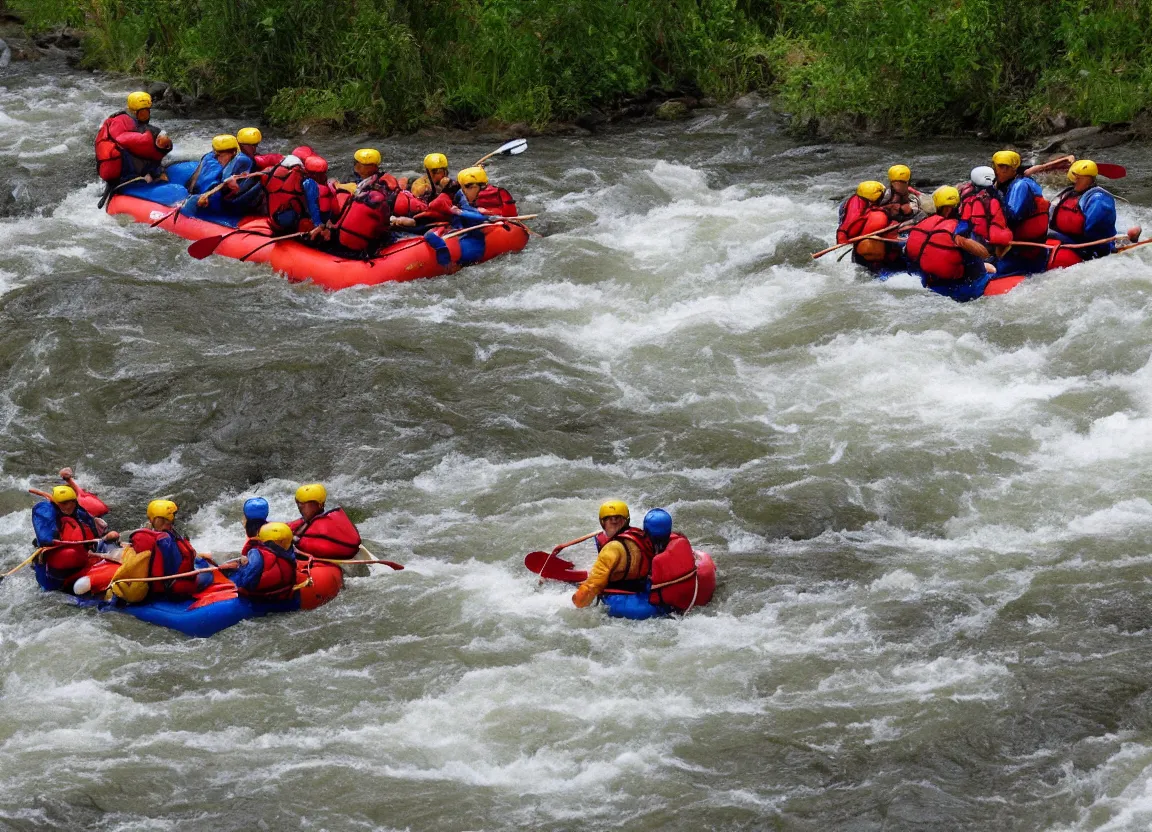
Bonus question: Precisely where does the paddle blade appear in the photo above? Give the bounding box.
[525,551,574,574]
[187,235,225,260]
[524,551,587,584]
[496,138,528,156]
[1097,163,1126,179]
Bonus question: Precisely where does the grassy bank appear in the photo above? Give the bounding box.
[13,0,1152,137]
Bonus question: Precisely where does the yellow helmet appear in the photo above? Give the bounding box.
[992,150,1021,169]
[933,185,961,209]
[887,165,911,183]
[147,499,178,522]
[257,522,294,549]
[856,180,884,202]
[295,483,327,505]
[237,127,263,145]
[51,485,78,504]
[423,153,449,171]
[1068,159,1098,181]
[457,166,489,187]
[212,134,239,153]
[354,148,381,166]
[126,91,152,112]
[598,500,630,522]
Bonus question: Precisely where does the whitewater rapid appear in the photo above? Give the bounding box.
[3,55,1152,831]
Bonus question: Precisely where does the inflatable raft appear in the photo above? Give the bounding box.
[34,553,344,638]
[105,161,530,290]
[524,543,717,620]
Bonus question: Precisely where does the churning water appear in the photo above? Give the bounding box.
[4,55,1152,831]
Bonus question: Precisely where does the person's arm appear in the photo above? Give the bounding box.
[109,116,164,158]
[302,178,324,227]
[1003,179,1031,224]
[1082,191,1118,241]
[229,550,263,590]
[32,502,59,546]
[572,541,626,608]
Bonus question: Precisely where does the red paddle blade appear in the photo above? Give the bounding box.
[188,235,225,259]
[523,552,587,584]
[1097,163,1126,179]
[524,551,574,574]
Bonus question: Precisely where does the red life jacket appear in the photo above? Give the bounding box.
[473,185,517,217]
[853,210,900,265]
[46,511,100,573]
[265,164,307,227]
[94,112,162,182]
[132,528,199,597]
[251,152,284,171]
[905,215,966,281]
[648,533,701,611]
[333,186,397,252]
[1049,186,1093,239]
[959,189,1012,246]
[289,507,362,559]
[239,539,297,600]
[1011,186,1050,243]
[316,183,336,218]
[594,526,655,587]
[837,195,878,244]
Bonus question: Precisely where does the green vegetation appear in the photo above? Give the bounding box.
[13,0,1152,137]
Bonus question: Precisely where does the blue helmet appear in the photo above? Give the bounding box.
[243,497,269,521]
[643,508,672,540]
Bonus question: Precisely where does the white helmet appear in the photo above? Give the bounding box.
[970,166,996,188]
[281,154,303,168]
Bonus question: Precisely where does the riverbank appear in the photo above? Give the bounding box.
[10,0,1152,143]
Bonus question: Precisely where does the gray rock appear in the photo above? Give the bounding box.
[0,39,9,67]
[1035,124,1133,153]
[655,100,690,121]
[733,92,765,110]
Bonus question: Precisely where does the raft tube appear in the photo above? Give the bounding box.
[105,173,529,289]
[601,552,717,620]
[37,557,344,638]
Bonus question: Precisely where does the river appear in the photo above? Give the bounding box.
[3,54,1152,832]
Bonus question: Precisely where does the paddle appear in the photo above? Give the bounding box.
[812,221,909,260]
[187,227,271,260]
[109,560,242,588]
[474,138,528,167]
[524,550,588,584]
[0,550,43,586]
[238,230,309,262]
[294,544,404,571]
[529,530,598,586]
[97,175,152,209]
[1008,233,1134,251]
[150,172,265,227]
[305,555,405,570]
[1022,155,1075,177]
[1116,238,1152,254]
[1097,163,1126,179]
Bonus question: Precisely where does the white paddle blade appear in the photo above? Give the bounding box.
[498,138,528,156]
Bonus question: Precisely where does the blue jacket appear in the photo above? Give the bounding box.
[301,177,324,226]
[32,501,105,550]
[230,542,296,593]
[150,529,213,590]
[1001,176,1043,226]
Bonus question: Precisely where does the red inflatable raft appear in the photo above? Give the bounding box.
[105,177,530,290]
